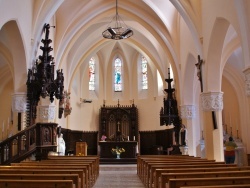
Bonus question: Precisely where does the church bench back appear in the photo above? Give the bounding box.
[0,174,79,188]
[0,165,87,188]
[168,176,250,188]
[155,166,250,188]
[138,157,216,181]
[137,155,200,174]
[0,179,73,188]
[161,171,250,188]
[144,163,235,187]
[19,160,98,185]
[180,185,250,188]
[47,155,100,177]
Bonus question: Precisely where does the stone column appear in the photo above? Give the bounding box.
[180,105,196,156]
[201,91,224,161]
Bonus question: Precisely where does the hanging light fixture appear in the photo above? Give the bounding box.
[102,0,133,40]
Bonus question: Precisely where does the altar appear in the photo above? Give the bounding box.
[98,141,137,164]
[99,141,137,158]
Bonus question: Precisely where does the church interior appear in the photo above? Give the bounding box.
[1,0,250,187]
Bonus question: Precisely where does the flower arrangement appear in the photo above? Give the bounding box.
[111,146,125,155]
[101,135,107,141]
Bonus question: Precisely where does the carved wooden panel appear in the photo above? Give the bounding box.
[61,129,98,155]
[99,102,138,142]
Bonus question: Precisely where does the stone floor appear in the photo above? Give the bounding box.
[92,164,145,188]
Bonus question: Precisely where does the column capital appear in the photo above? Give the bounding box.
[180,105,196,119]
[12,92,27,112]
[243,67,250,96]
[201,92,223,111]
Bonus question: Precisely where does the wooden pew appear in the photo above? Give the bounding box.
[0,179,73,188]
[34,159,98,182]
[16,161,94,186]
[137,155,215,182]
[0,174,79,188]
[168,176,250,188]
[180,185,250,188]
[146,162,235,187]
[161,170,250,188]
[0,165,87,188]
[141,158,217,181]
[155,166,250,188]
[47,155,100,177]
[46,155,100,179]
[137,155,200,176]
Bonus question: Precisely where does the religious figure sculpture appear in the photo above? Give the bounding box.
[58,133,66,156]
[179,124,188,146]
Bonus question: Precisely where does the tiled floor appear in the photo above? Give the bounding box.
[93,164,145,188]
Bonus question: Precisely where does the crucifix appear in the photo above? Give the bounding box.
[196,55,218,129]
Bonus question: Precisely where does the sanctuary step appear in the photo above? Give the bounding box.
[100,157,137,164]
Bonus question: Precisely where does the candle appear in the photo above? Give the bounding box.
[7,117,9,130]
[230,114,232,128]
[2,121,4,132]
[236,119,238,130]
[127,136,129,141]
[133,136,135,141]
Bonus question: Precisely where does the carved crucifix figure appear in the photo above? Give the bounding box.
[195,55,203,92]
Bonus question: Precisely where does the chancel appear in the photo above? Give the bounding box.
[98,100,138,163]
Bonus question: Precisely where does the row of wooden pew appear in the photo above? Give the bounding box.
[0,155,99,188]
[137,155,250,188]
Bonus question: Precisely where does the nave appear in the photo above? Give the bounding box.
[93,164,144,188]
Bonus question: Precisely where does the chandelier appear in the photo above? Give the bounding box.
[102,0,133,40]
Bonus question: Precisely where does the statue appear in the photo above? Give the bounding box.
[58,133,66,156]
[179,124,187,146]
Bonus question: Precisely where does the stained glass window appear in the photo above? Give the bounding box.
[142,56,148,89]
[114,57,122,91]
[89,57,95,91]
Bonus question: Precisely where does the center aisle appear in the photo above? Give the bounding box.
[93,164,145,188]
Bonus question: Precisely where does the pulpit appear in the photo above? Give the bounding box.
[75,142,88,156]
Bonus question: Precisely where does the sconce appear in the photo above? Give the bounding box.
[80,98,92,103]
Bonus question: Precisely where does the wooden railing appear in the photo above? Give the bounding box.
[0,123,58,165]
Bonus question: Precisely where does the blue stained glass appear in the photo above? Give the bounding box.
[114,58,122,91]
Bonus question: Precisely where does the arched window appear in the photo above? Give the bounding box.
[89,57,95,91]
[141,56,148,90]
[114,57,122,91]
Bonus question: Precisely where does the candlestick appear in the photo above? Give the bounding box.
[236,119,238,130]
[230,114,232,128]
